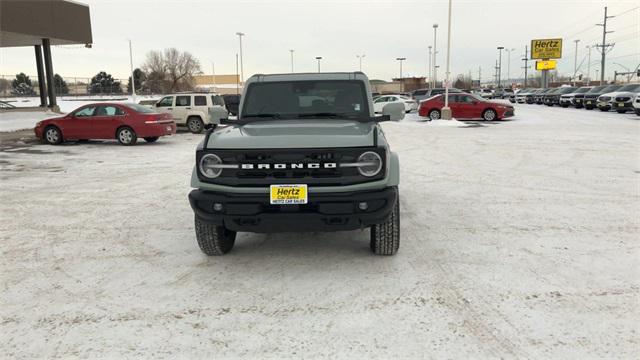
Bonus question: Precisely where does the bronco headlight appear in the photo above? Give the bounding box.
[199,154,223,178]
[357,151,383,177]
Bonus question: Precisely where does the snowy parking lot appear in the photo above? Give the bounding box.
[1,105,638,358]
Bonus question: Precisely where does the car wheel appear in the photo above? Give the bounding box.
[616,110,626,114]
[187,116,204,134]
[428,109,441,120]
[599,108,608,112]
[370,197,400,255]
[143,137,159,143]
[116,127,137,146]
[194,216,236,255]
[482,109,497,121]
[44,126,63,145]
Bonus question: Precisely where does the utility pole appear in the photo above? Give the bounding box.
[289,49,294,72]
[428,46,432,88]
[595,6,614,83]
[586,45,592,85]
[315,56,322,72]
[497,46,504,87]
[235,32,245,85]
[396,57,406,92]
[573,39,580,86]
[432,24,438,88]
[522,45,529,87]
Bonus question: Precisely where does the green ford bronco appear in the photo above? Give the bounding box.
[188,72,404,255]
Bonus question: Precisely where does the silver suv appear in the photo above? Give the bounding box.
[155,93,227,133]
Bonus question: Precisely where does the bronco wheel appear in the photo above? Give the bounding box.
[44,126,63,145]
[428,109,441,120]
[144,137,159,143]
[370,197,400,255]
[116,127,137,146]
[187,116,204,134]
[482,109,497,121]
[194,216,236,255]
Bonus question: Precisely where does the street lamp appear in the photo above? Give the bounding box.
[432,24,439,88]
[315,56,322,72]
[235,32,245,84]
[128,39,136,102]
[441,0,453,120]
[497,46,504,87]
[289,49,295,72]
[428,46,432,88]
[586,45,592,85]
[396,57,406,92]
[573,39,580,86]
[356,54,365,72]
[505,48,515,86]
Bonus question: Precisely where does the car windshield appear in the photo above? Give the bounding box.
[559,87,577,93]
[126,103,157,113]
[242,80,369,121]
[586,86,607,93]
[618,84,640,92]
[600,85,622,93]
[575,87,591,93]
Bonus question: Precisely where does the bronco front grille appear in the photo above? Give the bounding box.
[196,147,386,186]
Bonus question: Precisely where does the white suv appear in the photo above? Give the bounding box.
[155,93,228,133]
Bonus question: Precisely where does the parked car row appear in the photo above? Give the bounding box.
[511,84,640,115]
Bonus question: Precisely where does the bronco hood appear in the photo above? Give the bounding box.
[206,119,377,149]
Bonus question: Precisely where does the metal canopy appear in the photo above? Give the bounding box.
[0,0,92,47]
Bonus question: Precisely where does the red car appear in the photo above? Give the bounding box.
[418,93,514,121]
[34,102,176,145]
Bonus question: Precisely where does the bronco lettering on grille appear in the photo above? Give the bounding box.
[241,163,337,169]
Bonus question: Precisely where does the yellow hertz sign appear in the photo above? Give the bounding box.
[536,60,557,70]
[531,38,563,59]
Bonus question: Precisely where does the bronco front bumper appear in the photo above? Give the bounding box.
[189,187,398,233]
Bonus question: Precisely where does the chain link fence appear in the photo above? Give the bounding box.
[0,74,153,98]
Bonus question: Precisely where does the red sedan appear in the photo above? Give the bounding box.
[418,93,514,121]
[34,103,176,145]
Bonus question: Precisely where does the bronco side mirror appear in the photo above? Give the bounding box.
[382,102,405,121]
[208,107,230,125]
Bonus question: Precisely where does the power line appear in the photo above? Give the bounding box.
[594,6,615,82]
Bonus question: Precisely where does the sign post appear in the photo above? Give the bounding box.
[531,38,562,89]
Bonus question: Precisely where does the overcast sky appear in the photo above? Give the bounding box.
[1,0,638,83]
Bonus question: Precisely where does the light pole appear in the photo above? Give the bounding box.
[289,49,295,72]
[315,56,322,72]
[573,39,580,86]
[432,24,438,88]
[211,61,216,92]
[505,48,515,87]
[586,45,592,85]
[128,39,136,102]
[428,46,432,88]
[595,69,599,84]
[356,54,365,72]
[396,57,406,92]
[497,46,504,88]
[235,32,245,84]
[441,0,453,120]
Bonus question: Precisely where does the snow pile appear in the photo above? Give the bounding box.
[0,111,58,132]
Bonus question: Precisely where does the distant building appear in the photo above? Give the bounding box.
[193,74,242,95]
[370,77,427,94]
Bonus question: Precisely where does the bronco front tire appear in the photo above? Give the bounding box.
[370,198,400,255]
[194,216,236,255]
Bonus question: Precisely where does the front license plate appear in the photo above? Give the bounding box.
[586,100,592,104]
[270,184,307,204]
[618,103,624,107]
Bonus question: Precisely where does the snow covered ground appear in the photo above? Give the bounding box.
[1,105,638,358]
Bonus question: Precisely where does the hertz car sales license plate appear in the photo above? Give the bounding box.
[270,184,308,204]
[618,103,624,107]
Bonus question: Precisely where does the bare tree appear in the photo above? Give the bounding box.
[142,48,200,93]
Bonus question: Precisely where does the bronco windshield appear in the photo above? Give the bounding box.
[241,80,370,121]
